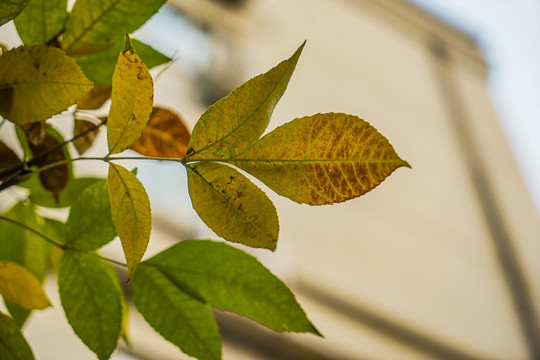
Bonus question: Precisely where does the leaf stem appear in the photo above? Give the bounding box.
[0,215,128,268]
[0,215,66,250]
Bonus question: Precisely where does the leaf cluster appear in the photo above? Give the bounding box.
[0,1,409,359]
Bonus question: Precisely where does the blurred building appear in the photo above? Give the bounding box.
[7,0,540,359]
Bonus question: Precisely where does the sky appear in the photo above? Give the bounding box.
[407,0,540,216]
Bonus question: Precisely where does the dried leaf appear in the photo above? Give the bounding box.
[0,261,51,310]
[22,121,50,146]
[107,36,153,154]
[77,85,112,110]
[28,129,69,203]
[232,113,410,205]
[107,163,151,279]
[0,140,22,170]
[131,107,190,158]
[0,45,93,125]
[73,118,99,154]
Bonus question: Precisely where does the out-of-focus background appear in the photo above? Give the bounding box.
[1,0,539,359]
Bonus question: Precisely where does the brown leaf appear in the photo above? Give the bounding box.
[0,140,22,170]
[29,132,68,202]
[73,118,99,154]
[22,121,50,146]
[77,85,112,110]
[131,107,191,158]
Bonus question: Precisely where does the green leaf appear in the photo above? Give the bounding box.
[143,240,319,335]
[132,265,221,360]
[108,36,154,154]
[13,0,67,45]
[58,251,122,360]
[65,180,116,251]
[61,0,167,55]
[0,202,59,326]
[232,113,411,205]
[0,45,93,125]
[0,261,51,310]
[188,42,304,160]
[0,312,35,360]
[18,176,99,208]
[75,39,170,86]
[0,0,30,26]
[108,163,151,279]
[187,162,279,250]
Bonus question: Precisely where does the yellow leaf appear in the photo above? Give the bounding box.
[77,85,112,110]
[232,113,410,205]
[187,162,279,250]
[0,261,51,310]
[0,45,93,125]
[131,107,190,158]
[188,42,304,160]
[108,163,151,279]
[73,118,100,154]
[107,36,153,154]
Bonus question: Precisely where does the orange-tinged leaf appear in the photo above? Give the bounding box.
[0,261,51,310]
[0,140,22,170]
[77,85,112,110]
[188,42,304,160]
[73,118,99,154]
[187,162,279,250]
[0,45,93,125]
[107,36,153,154]
[131,107,190,158]
[28,130,69,203]
[232,113,410,205]
[108,163,151,279]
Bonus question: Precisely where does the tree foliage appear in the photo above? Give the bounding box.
[0,1,410,359]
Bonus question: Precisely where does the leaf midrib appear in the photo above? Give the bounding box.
[63,0,123,54]
[191,55,297,157]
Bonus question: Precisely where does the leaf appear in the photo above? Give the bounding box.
[143,240,320,335]
[232,113,411,205]
[18,175,99,208]
[27,129,69,202]
[187,162,279,250]
[13,0,67,45]
[108,36,154,154]
[66,180,116,251]
[108,163,151,278]
[0,312,35,360]
[75,39,170,86]
[61,0,167,55]
[76,85,111,110]
[73,118,100,154]
[0,261,51,310]
[21,121,49,146]
[0,140,22,170]
[0,45,93,125]
[131,107,190,158]
[58,251,122,360]
[0,202,58,326]
[132,265,221,360]
[188,42,304,160]
[0,0,30,26]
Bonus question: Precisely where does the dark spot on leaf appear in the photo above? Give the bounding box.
[0,86,14,114]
